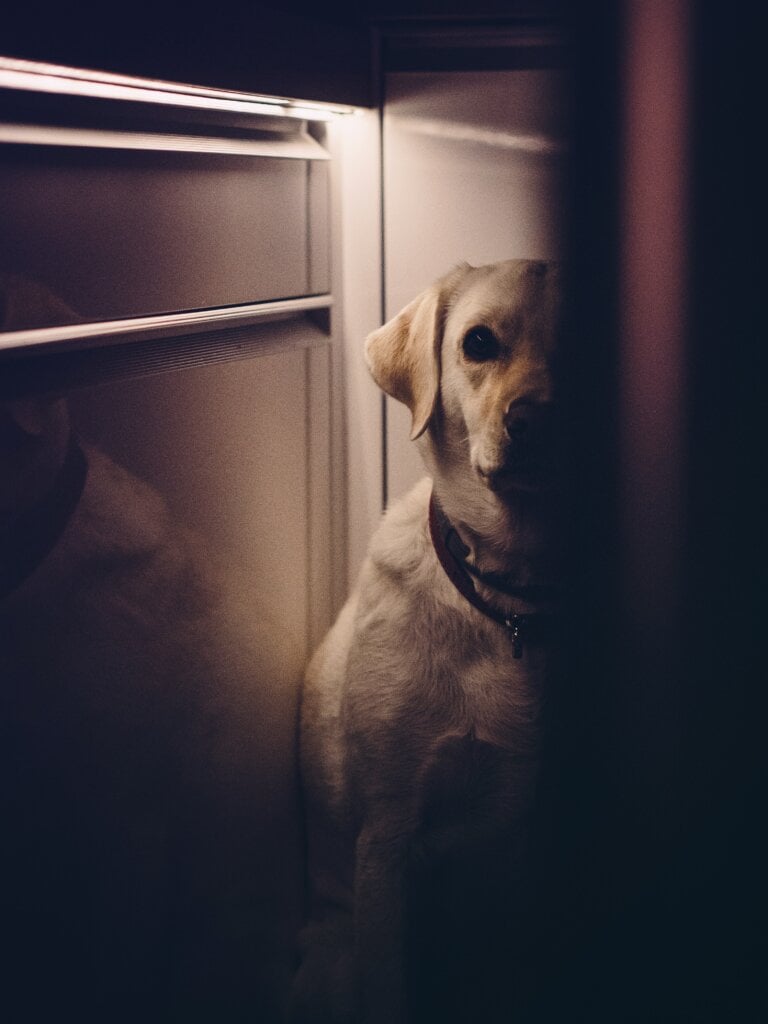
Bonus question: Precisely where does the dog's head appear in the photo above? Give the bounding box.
[366,260,561,497]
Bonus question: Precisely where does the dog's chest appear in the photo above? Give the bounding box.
[456,639,538,740]
[406,647,542,838]
[415,726,531,845]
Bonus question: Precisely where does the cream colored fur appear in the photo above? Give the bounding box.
[291,260,561,1024]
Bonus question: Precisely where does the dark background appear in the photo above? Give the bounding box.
[4,2,564,105]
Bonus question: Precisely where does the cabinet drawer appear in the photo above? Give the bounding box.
[0,143,330,333]
[0,58,338,348]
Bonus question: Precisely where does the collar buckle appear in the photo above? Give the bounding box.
[506,615,525,659]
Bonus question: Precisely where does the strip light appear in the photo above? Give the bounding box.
[0,57,357,121]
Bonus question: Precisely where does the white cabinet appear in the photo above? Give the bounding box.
[0,147,329,326]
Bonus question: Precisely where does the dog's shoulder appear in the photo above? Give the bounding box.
[366,476,434,585]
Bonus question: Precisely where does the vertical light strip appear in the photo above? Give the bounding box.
[374,29,389,514]
[620,0,690,640]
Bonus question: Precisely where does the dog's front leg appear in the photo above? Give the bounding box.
[354,826,411,1024]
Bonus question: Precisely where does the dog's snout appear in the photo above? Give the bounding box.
[503,400,555,442]
[494,399,559,490]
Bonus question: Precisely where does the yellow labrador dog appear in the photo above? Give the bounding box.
[291,260,561,1024]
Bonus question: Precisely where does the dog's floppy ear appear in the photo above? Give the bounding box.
[365,264,469,441]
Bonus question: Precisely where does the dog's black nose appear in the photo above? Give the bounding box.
[503,400,556,444]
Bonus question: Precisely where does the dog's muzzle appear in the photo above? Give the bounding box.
[490,399,559,492]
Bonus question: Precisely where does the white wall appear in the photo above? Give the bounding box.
[382,69,567,503]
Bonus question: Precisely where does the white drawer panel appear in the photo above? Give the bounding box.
[0,145,329,332]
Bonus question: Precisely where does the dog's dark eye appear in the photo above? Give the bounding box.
[462,326,500,362]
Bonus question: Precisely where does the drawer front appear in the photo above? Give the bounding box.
[1,144,330,333]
